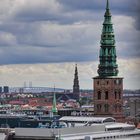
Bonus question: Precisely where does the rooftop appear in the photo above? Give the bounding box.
[59,116,115,123]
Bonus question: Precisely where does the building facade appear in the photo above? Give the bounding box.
[93,0,124,121]
[129,98,140,118]
[3,86,9,93]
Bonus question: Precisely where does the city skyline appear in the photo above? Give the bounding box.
[0,0,140,89]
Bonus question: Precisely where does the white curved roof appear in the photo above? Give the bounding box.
[59,116,115,123]
[105,123,135,130]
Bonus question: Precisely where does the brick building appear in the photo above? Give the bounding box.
[93,0,124,122]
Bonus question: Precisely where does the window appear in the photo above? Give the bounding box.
[119,105,121,112]
[104,104,109,112]
[106,81,109,85]
[105,91,109,100]
[116,79,119,84]
[115,91,117,99]
[97,104,102,112]
[97,81,99,85]
[119,79,122,85]
[114,105,117,112]
[97,91,101,100]
[118,91,121,99]
[114,79,119,85]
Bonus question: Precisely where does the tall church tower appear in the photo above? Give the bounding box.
[73,64,80,101]
[93,0,124,121]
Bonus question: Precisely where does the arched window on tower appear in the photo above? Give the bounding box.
[105,91,108,100]
[106,81,109,85]
[97,104,102,112]
[119,79,122,85]
[97,91,101,100]
[114,104,117,112]
[118,91,121,99]
[104,104,109,112]
[119,105,121,112]
[115,91,117,99]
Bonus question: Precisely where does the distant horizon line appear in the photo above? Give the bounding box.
[5,86,140,91]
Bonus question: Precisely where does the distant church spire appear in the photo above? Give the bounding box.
[52,86,58,115]
[73,64,80,100]
[98,0,118,77]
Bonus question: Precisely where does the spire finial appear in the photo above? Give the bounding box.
[105,0,111,17]
[75,63,78,71]
[106,0,109,10]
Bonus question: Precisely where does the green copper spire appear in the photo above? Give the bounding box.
[98,0,119,77]
[52,87,58,114]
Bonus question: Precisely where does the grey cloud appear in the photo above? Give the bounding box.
[0,0,139,65]
[117,42,140,59]
[0,20,100,48]
[58,0,140,29]
[0,0,139,24]
[58,0,131,13]
[0,31,17,46]
[14,5,102,24]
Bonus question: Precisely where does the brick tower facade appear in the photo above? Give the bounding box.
[93,0,124,121]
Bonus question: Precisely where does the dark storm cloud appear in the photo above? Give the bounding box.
[133,0,140,30]
[13,3,101,24]
[12,0,140,31]
[58,0,140,29]
[0,45,97,65]
[58,0,131,14]
[11,0,136,24]
[14,7,62,22]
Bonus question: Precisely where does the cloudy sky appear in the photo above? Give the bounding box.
[0,0,139,89]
